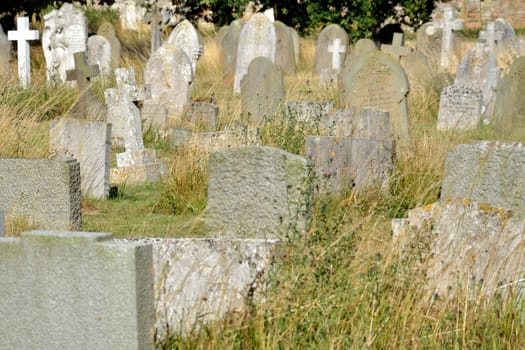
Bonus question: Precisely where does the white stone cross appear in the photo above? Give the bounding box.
[328,38,346,71]
[427,7,464,68]
[479,22,503,52]
[8,17,39,88]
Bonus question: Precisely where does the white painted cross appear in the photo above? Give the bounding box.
[328,38,346,71]
[8,17,39,88]
[427,7,464,68]
[479,22,503,52]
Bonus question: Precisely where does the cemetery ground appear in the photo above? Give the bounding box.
[2,22,525,348]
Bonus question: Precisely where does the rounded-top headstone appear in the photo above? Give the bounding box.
[274,21,296,75]
[97,21,121,69]
[344,38,377,69]
[416,22,441,69]
[313,24,349,75]
[167,19,203,74]
[220,20,243,85]
[87,35,112,77]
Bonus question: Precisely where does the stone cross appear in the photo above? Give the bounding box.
[66,52,100,118]
[427,7,464,68]
[144,2,174,54]
[327,38,346,71]
[8,17,39,88]
[479,21,503,52]
[381,33,411,61]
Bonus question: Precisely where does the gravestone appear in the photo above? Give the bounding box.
[306,136,393,193]
[416,22,442,69]
[313,24,349,76]
[322,108,391,140]
[186,128,261,154]
[426,6,464,68]
[145,1,178,55]
[50,118,111,199]
[87,35,112,78]
[274,21,296,75]
[340,50,410,144]
[182,102,219,131]
[241,57,285,125]
[97,22,121,69]
[289,26,301,66]
[0,210,4,237]
[7,17,39,88]
[205,146,313,238]
[401,51,433,91]
[0,158,81,230]
[112,0,146,31]
[42,3,88,84]
[285,101,333,128]
[143,44,194,129]
[436,84,483,130]
[344,38,377,69]
[0,231,154,349]
[493,57,525,137]
[381,32,411,62]
[0,25,11,80]
[480,18,521,58]
[234,13,276,93]
[220,20,242,85]
[167,19,203,75]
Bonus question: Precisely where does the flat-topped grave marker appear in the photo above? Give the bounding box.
[66,51,100,119]
[8,17,39,88]
[381,32,411,62]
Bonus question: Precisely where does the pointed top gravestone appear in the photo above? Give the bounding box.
[66,52,100,119]
[8,17,39,88]
[313,24,349,75]
[167,19,203,75]
[426,6,463,68]
[234,13,276,93]
[381,32,411,62]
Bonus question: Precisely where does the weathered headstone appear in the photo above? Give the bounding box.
[0,231,154,349]
[145,1,178,55]
[205,146,313,238]
[289,26,301,66]
[400,51,433,91]
[42,3,88,84]
[274,21,296,75]
[241,57,285,125]
[182,102,219,131]
[167,19,203,75]
[426,6,464,68]
[143,44,194,128]
[322,108,392,140]
[50,118,111,199]
[66,51,102,120]
[340,50,410,144]
[480,18,521,58]
[0,158,81,230]
[344,38,377,69]
[381,32,411,62]
[7,17,39,88]
[436,84,483,130]
[97,22,121,70]
[416,22,442,69]
[0,25,11,80]
[285,101,333,128]
[234,13,276,93]
[313,24,349,76]
[111,0,146,31]
[87,35,112,78]
[220,20,242,85]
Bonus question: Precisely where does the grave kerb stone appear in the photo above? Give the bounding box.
[8,17,39,88]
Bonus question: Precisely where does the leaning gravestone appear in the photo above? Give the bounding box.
[493,57,525,137]
[313,24,349,76]
[340,50,410,144]
[233,13,276,93]
[7,17,39,88]
[241,57,285,125]
[220,19,242,85]
[0,25,11,80]
[0,158,81,230]
[436,84,483,130]
[42,3,88,84]
[0,231,154,349]
[87,35,112,78]
[205,146,313,238]
[97,22,121,70]
[167,19,203,75]
[274,21,296,75]
[143,44,194,129]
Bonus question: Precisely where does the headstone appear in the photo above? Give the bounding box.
[111,0,147,31]
[344,38,377,69]
[426,6,464,68]
[50,118,111,199]
[340,50,410,144]
[313,24,349,76]
[7,17,39,88]
[233,13,276,93]
[97,22,121,69]
[145,1,178,55]
[322,108,392,140]
[0,25,11,80]
[401,51,433,91]
[0,231,154,349]
[289,26,301,66]
[241,57,285,125]
[274,21,296,75]
[0,158,81,230]
[480,18,521,58]
[184,128,261,154]
[143,44,194,128]
[66,51,102,120]
[381,32,411,62]
[167,19,203,75]
[285,101,333,127]
[263,8,275,22]
[220,20,242,85]
[493,57,525,137]
[204,146,313,238]
[182,102,219,131]
[87,35,112,78]
[436,84,483,130]
[416,22,442,69]
[42,4,88,84]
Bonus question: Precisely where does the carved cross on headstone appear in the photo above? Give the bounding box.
[479,21,503,52]
[381,33,411,61]
[8,17,39,88]
[427,6,464,68]
[327,38,346,71]
[66,51,100,119]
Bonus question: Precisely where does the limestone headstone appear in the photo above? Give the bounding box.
[426,6,464,68]
[7,17,39,88]
[233,13,276,93]
[313,24,349,77]
[274,21,296,75]
[204,146,313,238]
[167,19,203,75]
[220,20,242,85]
[87,35,112,78]
[436,84,483,130]
[340,50,410,144]
[0,25,11,80]
[241,57,285,125]
[97,22,121,69]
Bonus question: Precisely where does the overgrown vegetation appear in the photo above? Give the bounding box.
[2,5,525,348]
